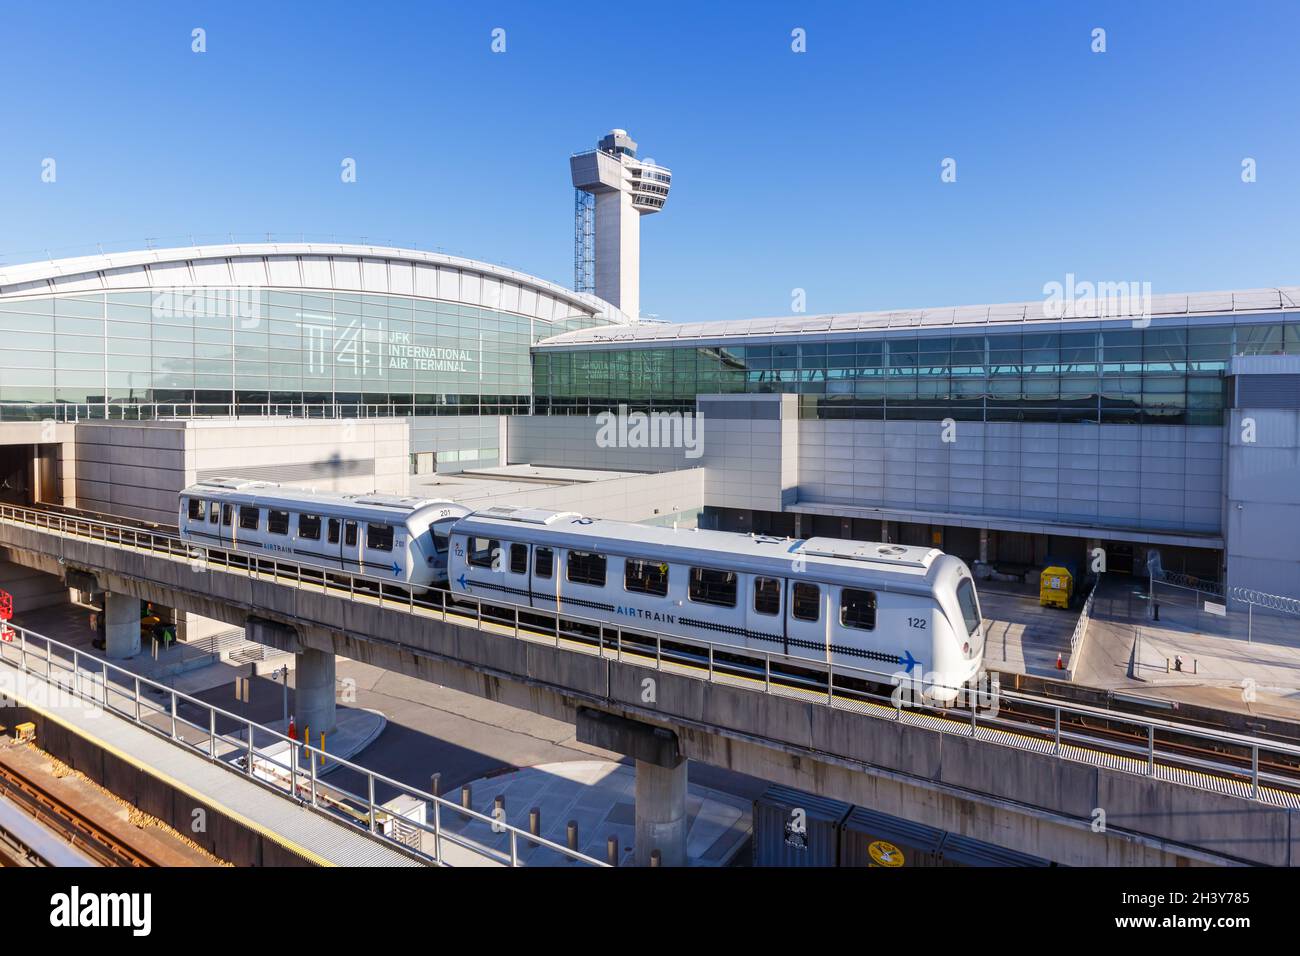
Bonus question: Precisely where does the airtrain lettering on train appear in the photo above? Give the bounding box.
[615,606,677,624]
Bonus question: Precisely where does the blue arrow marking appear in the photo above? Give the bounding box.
[392,561,401,577]
[456,573,470,590]
[898,649,918,674]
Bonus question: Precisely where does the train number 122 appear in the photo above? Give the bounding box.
[907,617,927,629]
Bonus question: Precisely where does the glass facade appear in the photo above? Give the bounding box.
[0,289,599,421]
[533,318,1300,426]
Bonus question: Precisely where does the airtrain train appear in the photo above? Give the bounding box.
[176,483,986,702]
[177,478,470,587]
[446,506,986,703]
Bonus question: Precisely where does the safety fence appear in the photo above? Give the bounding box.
[3,502,1300,808]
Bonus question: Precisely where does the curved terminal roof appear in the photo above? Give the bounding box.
[0,242,628,327]
[536,286,1300,348]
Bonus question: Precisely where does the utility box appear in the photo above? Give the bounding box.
[1039,564,1075,609]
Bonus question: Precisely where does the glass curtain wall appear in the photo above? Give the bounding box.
[533,318,1300,426]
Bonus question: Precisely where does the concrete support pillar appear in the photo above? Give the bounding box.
[979,528,989,563]
[634,756,687,867]
[881,520,892,544]
[295,646,336,735]
[104,591,140,659]
[793,513,802,539]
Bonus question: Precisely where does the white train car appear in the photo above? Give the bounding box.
[446,507,986,703]
[177,478,470,587]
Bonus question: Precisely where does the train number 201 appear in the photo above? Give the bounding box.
[907,617,927,629]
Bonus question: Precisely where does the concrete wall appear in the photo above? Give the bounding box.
[1225,407,1300,601]
[507,414,697,472]
[409,415,504,473]
[697,395,798,513]
[72,419,410,523]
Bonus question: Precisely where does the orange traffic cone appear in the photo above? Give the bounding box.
[1056,653,1064,670]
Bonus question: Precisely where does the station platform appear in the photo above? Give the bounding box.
[0,652,422,867]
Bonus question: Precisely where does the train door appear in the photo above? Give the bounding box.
[785,579,828,665]
[326,517,343,570]
[504,541,531,606]
[532,545,557,611]
[746,574,786,656]
[219,502,234,548]
[341,519,361,574]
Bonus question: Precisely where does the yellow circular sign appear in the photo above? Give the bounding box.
[868,840,904,867]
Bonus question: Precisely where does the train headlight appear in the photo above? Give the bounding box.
[962,642,970,655]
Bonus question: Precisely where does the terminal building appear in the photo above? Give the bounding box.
[0,129,1297,606]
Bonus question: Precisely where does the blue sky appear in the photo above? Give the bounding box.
[1,1,1296,322]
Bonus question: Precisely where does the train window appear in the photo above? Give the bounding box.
[367,524,394,552]
[187,498,203,521]
[625,558,669,597]
[298,514,322,541]
[468,537,499,569]
[840,588,878,631]
[688,567,737,608]
[567,550,606,587]
[222,504,233,526]
[328,518,340,544]
[239,506,259,531]
[209,501,220,524]
[754,577,781,616]
[957,579,981,634]
[344,521,358,547]
[792,583,820,622]
[534,547,554,579]
[267,510,290,535]
[509,543,528,575]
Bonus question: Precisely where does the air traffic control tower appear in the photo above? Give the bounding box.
[570,129,671,320]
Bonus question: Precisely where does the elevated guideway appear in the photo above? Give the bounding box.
[0,502,1298,866]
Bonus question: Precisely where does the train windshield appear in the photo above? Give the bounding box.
[956,578,981,634]
[431,520,455,556]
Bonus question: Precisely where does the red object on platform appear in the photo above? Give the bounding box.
[1056,652,1064,670]
[0,590,12,643]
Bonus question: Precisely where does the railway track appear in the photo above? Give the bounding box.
[0,757,157,867]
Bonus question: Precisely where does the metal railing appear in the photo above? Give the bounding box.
[3,502,1300,807]
[1065,577,1099,681]
[0,620,605,868]
[0,401,529,424]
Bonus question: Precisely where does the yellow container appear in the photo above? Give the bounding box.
[1039,566,1074,609]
